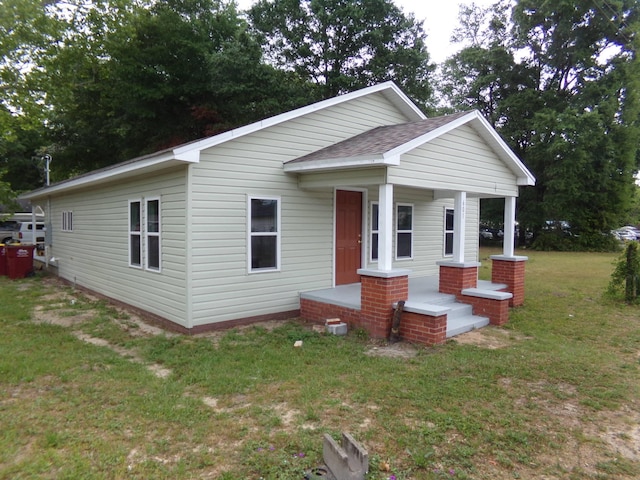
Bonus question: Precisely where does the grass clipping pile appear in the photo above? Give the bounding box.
[26,277,640,478]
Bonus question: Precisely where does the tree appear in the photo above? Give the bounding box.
[1,0,319,182]
[440,0,640,250]
[247,0,433,109]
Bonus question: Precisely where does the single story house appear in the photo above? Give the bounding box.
[21,82,535,344]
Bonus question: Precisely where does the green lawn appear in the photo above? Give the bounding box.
[1,249,640,479]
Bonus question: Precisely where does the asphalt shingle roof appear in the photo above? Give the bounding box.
[286,110,472,164]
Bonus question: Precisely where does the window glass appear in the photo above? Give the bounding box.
[251,199,277,232]
[130,202,141,232]
[147,199,159,233]
[445,209,454,232]
[147,235,160,270]
[251,236,277,269]
[130,234,141,266]
[397,205,412,231]
[397,232,412,258]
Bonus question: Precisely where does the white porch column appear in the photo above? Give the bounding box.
[378,183,393,271]
[452,191,466,263]
[503,196,516,257]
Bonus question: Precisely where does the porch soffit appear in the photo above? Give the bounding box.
[283,110,536,187]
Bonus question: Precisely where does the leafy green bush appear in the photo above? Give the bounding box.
[607,242,640,303]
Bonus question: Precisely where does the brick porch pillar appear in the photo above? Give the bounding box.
[490,255,528,307]
[437,261,480,296]
[358,269,410,339]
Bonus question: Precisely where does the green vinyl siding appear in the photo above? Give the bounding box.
[388,124,519,197]
[47,167,189,327]
[188,92,413,327]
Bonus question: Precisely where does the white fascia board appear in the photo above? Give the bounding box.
[174,82,426,157]
[283,155,399,173]
[21,152,192,200]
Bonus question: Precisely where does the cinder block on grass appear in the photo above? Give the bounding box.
[322,432,368,480]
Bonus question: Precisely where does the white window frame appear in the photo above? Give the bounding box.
[248,195,281,273]
[395,203,414,260]
[61,211,73,232]
[370,202,379,263]
[128,199,142,269]
[444,207,455,257]
[145,197,161,272]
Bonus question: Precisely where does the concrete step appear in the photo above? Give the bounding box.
[446,313,490,338]
[444,301,473,320]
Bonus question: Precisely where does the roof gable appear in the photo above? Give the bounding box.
[284,110,535,187]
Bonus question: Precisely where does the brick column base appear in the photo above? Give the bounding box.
[490,255,528,307]
[399,312,447,345]
[438,262,479,295]
[359,270,409,339]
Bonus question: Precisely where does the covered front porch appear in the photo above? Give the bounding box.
[286,109,535,345]
[301,275,510,338]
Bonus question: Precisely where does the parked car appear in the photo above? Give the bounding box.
[619,226,640,240]
[0,220,20,244]
[479,227,494,240]
[612,227,639,242]
[12,222,46,245]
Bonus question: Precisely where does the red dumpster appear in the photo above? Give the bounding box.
[6,245,35,279]
[0,244,6,276]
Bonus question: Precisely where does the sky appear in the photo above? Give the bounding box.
[235,0,496,64]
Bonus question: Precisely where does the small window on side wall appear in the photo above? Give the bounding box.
[61,211,73,232]
[396,204,413,260]
[444,208,454,256]
[249,196,280,272]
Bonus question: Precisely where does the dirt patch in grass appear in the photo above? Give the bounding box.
[453,326,531,349]
[365,341,420,358]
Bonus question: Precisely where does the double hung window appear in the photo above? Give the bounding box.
[146,198,160,271]
[129,198,161,271]
[249,196,280,272]
[444,208,454,256]
[396,204,413,259]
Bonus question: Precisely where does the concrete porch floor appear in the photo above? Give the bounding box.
[300,276,507,338]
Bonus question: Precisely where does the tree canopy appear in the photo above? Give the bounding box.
[2,0,640,252]
[1,0,321,181]
[247,0,433,108]
[440,0,640,250]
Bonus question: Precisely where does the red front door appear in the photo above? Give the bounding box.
[335,190,362,285]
